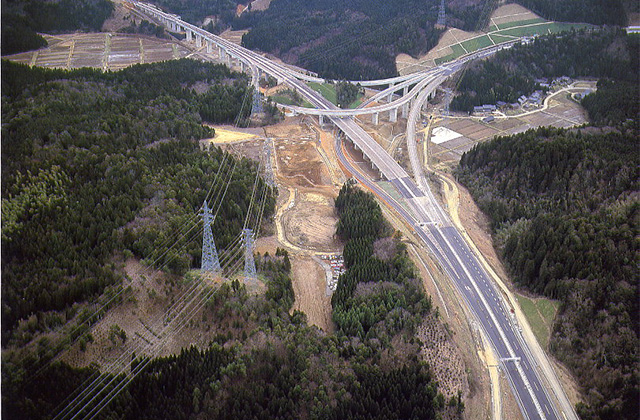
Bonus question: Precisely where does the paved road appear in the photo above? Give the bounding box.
[130,3,577,419]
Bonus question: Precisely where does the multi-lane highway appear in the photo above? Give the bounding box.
[129,2,577,419]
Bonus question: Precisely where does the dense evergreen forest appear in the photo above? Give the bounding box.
[332,181,434,343]
[457,126,639,420]
[514,0,629,26]
[3,185,453,419]
[581,79,640,129]
[157,0,485,80]
[1,59,275,340]
[1,0,114,55]
[152,0,237,31]
[234,0,447,80]
[451,28,638,112]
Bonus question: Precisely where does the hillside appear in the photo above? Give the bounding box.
[457,126,639,419]
[150,0,496,80]
[515,0,628,26]
[1,59,275,339]
[451,28,638,112]
[2,180,459,420]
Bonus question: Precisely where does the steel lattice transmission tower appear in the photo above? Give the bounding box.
[252,90,264,116]
[201,200,221,272]
[262,138,276,188]
[243,228,257,280]
[437,0,446,27]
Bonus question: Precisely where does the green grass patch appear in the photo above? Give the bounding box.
[546,22,592,33]
[307,82,337,105]
[271,95,295,105]
[496,17,547,30]
[377,181,413,215]
[495,22,590,38]
[516,294,560,349]
[347,98,364,109]
[461,35,493,53]
[435,44,467,65]
[488,33,516,44]
[537,298,561,324]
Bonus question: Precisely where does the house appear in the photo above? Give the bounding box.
[473,106,485,114]
[518,95,527,105]
[482,116,495,123]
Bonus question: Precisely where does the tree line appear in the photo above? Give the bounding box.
[1,0,114,55]
[332,181,436,354]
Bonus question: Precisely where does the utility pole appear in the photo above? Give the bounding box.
[201,200,221,272]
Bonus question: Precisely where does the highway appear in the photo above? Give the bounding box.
[129,3,577,419]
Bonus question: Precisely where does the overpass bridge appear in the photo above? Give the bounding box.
[128,0,517,125]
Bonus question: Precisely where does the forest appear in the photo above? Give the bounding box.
[331,181,434,343]
[1,59,276,342]
[451,28,638,112]
[1,0,114,55]
[514,0,629,26]
[234,0,448,80]
[581,79,640,129]
[457,126,639,420]
[3,185,454,419]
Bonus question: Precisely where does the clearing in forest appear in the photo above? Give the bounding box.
[397,3,589,74]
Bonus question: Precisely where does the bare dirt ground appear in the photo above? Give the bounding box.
[250,0,273,12]
[59,260,228,372]
[219,29,249,46]
[290,256,334,333]
[203,117,342,333]
[282,192,338,251]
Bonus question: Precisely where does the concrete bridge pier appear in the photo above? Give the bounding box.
[206,41,213,53]
[319,115,325,126]
[401,102,409,119]
[195,35,202,48]
[389,107,398,123]
[186,30,192,42]
[403,86,409,96]
[371,112,379,125]
[387,82,395,103]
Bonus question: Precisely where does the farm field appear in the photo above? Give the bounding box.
[3,33,191,70]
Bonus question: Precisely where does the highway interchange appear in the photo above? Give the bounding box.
[129,2,577,419]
